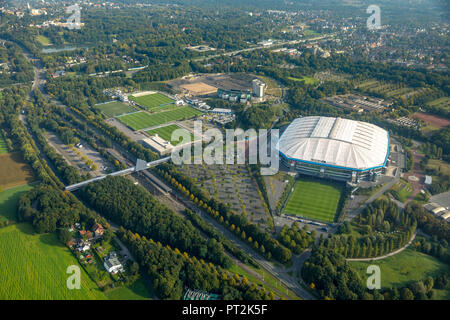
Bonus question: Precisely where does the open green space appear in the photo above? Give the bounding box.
[0,184,34,223]
[145,124,195,145]
[0,223,107,300]
[36,35,52,46]
[0,133,8,154]
[129,93,175,110]
[426,97,450,112]
[95,101,137,118]
[283,177,343,223]
[104,277,151,300]
[350,248,450,299]
[389,179,413,203]
[288,76,318,85]
[117,107,202,131]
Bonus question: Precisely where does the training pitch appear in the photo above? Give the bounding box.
[116,107,202,131]
[129,93,175,110]
[283,177,343,223]
[95,101,137,118]
[145,124,195,146]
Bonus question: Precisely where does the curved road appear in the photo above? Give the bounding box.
[346,231,416,262]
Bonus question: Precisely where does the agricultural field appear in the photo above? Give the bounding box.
[95,101,137,118]
[116,107,202,131]
[129,92,175,110]
[350,248,450,299]
[0,184,34,223]
[288,76,318,85]
[0,133,8,154]
[0,223,107,300]
[412,112,450,129]
[283,177,343,223]
[0,152,35,189]
[145,124,194,146]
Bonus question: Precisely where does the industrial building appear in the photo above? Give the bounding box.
[277,116,390,183]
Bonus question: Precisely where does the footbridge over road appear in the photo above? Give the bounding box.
[65,157,171,192]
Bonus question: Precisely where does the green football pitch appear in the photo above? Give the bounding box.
[283,178,343,223]
[116,107,202,131]
[145,124,195,145]
[129,93,175,110]
[95,101,137,118]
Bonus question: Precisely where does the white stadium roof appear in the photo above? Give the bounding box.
[277,116,389,171]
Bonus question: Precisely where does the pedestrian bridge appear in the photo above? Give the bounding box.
[65,156,171,192]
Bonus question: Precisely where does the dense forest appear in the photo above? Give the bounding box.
[77,176,232,268]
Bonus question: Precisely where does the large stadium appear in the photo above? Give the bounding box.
[277,116,390,183]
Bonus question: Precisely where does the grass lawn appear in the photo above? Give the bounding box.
[0,133,8,154]
[0,223,107,300]
[105,277,151,300]
[117,107,202,131]
[389,179,413,203]
[288,76,318,85]
[129,93,175,110]
[0,184,34,223]
[36,35,52,46]
[283,177,343,223]
[95,101,137,118]
[426,159,450,176]
[350,248,450,299]
[145,124,195,145]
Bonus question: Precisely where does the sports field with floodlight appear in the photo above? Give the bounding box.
[129,93,175,110]
[283,177,343,223]
[116,107,202,131]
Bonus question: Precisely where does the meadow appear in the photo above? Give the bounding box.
[426,97,450,113]
[350,248,450,299]
[288,76,318,85]
[0,223,107,300]
[283,177,343,223]
[388,179,413,203]
[145,124,194,145]
[95,101,137,118]
[36,35,52,46]
[104,277,151,300]
[129,93,175,110]
[117,107,202,131]
[0,184,34,223]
